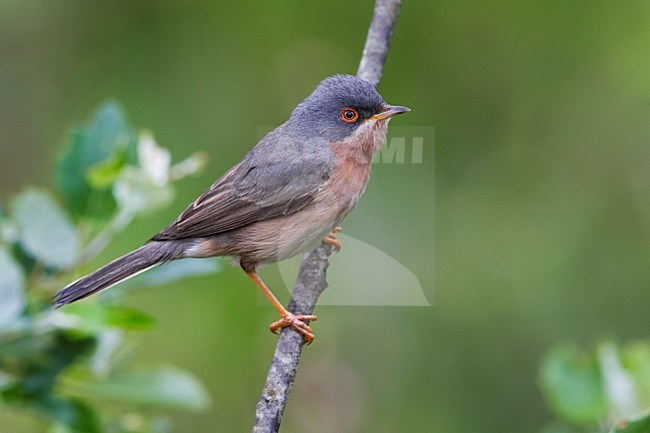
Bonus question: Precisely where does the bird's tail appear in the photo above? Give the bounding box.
[53,241,187,307]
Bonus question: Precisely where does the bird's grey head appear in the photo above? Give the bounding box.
[289,74,409,143]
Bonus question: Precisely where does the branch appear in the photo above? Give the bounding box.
[357,0,403,88]
[252,1,403,432]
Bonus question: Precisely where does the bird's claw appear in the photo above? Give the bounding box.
[323,226,343,252]
[269,313,318,344]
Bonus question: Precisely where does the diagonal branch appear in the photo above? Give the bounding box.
[252,1,403,432]
[357,0,404,88]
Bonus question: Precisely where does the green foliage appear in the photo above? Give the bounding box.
[0,246,25,327]
[11,188,80,269]
[62,304,157,334]
[611,415,650,433]
[540,341,650,433]
[56,101,137,220]
[0,102,219,433]
[61,365,211,412]
[540,344,608,424]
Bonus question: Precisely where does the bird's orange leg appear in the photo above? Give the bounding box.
[245,271,317,344]
[323,226,343,252]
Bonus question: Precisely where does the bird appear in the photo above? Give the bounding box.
[53,74,410,344]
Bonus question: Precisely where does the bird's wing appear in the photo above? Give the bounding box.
[151,157,332,241]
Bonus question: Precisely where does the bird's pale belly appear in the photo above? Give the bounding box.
[232,199,347,265]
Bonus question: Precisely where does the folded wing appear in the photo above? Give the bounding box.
[152,157,332,241]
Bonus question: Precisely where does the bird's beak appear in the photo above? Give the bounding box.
[367,104,411,122]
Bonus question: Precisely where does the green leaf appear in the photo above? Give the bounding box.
[17,333,96,397]
[62,365,211,411]
[597,341,642,420]
[539,344,607,425]
[38,396,101,433]
[11,188,80,269]
[611,414,650,433]
[62,303,156,332]
[623,342,650,405]
[0,247,25,327]
[0,210,19,244]
[56,101,136,219]
[86,148,128,190]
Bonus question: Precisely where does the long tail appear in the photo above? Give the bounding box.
[53,241,187,307]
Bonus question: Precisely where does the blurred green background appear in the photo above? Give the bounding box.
[1,1,649,432]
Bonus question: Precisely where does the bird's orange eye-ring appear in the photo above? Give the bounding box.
[340,107,359,123]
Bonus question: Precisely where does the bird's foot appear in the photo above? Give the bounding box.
[323,226,343,252]
[269,313,318,344]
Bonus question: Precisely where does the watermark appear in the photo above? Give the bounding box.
[255,125,435,306]
[373,135,425,164]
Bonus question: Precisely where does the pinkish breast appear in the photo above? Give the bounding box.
[326,120,388,221]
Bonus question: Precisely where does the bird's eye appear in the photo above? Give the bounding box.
[340,107,359,123]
